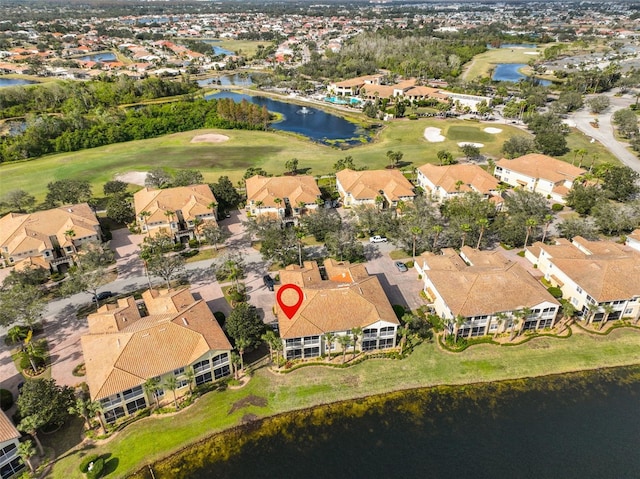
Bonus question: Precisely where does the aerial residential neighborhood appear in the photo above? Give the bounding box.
[1,0,640,478]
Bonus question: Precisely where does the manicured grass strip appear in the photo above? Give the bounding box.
[49,327,640,479]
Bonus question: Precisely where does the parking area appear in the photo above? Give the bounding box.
[364,243,426,312]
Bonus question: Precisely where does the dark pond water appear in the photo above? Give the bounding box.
[198,74,254,87]
[77,52,117,62]
[206,91,370,145]
[0,78,37,87]
[166,367,640,479]
[493,63,552,86]
[200,40,235,56]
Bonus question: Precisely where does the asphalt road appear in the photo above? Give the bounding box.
[569,90,640,174]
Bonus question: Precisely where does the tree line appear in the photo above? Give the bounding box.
[0,76,199,119]
[0,98,271,162]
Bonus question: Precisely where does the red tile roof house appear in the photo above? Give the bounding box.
[494,154,586,204]
[275,259,399,361]
[336,168,415,210]
[81,288,232,425]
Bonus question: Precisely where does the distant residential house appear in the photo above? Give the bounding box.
[415,247,560,338]
[0,203,102,272]
[0,409,25,479]
[245,175,322,223]
[81,288,232,425]
[416,163,502,206]
[526,237,640,324]
[626,229,640,253]
[276,260,399,360]
[336,169,415,209]
[494,154,586,203]
[133,185,218,242]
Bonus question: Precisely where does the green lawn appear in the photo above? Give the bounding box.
[49,326,640,479]
[0,115,619,203]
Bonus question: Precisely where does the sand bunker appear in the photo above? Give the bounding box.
[484,127,502,134]
[191,133,230,143]
[457,142,484,148]
[424,127,445,142]
[114,171,148,186]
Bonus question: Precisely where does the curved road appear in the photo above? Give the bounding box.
[569,90,640,174]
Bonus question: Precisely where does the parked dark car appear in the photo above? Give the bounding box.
[263,275,275,291]
[93,291,114,302]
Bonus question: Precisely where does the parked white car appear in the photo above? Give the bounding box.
[369,235,388,243]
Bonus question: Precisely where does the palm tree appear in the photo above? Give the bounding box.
[144,377,161,408]
[236,337,250,372]
[601,303,615,329]
[294,226,305,267]
[164,210,175,229]
[230,352,241,379]
[18,416,44,457]
[274,197,283,218]
[459,223,472,249]
[492,312,508,339]
[541,214,553,244]
[261,330,279,363]
[63,229,76,254]
[185,367,195,394]
[375,195,384,211]
[17,440,36,473]
[586,303,600,325]
[411,226,422,258]
[337,335,352,364]
[163,376,179,409]
[139,210,151,236]
[476,218,489,249]
[453,315,466,343]
[324,332,336,360]
[524,217,538,248]
[192,217,204,240]
[68,395,101,430]
[351,327,363,356]
[432,225,443,251]
[254,200,263,216]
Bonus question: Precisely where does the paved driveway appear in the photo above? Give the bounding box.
[570,90,640,173]
[364,243,426,312]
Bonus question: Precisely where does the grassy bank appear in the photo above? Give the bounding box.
[48,326,640,479]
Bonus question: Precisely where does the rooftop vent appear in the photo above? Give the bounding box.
[182,318,188,325]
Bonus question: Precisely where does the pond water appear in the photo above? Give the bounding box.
[77,52,117,62]
[493,63,551,86]
[197,74,254,87]
[0,78,37,87]
[206,91,370,146]
[149,367,640,479]
[200,40,235,56]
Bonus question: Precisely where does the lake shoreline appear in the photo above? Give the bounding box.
[126,362,640,479]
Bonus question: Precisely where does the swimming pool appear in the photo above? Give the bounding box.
[324,96,361,105]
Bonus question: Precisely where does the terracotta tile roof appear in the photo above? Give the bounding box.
[0,409,20,443]
[332,74,382,87]
[336,169,415,202]
[423,250,559,317]
[496,154,586,183]
[417,163,499,195]
[245,175,321,208]
[276,261,398,339]
[133,185,217,223]
[82,289,231,400]
[0,203,100,257]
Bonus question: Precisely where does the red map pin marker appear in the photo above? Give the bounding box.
[276,284,304,320]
